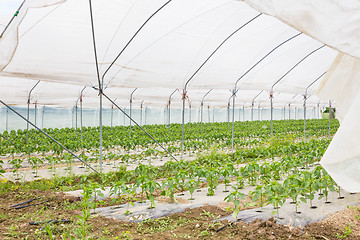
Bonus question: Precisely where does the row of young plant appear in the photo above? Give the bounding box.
[0,119,338,178]
[0,118,337,156]
[67,137,338,219]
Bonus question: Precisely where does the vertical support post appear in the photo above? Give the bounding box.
[34,103,37,132]
[328,100,331,137]
[123,107,126,126]
[270,91,274,141]
[200,102,204,134]
[80,97,83,141]
[303,95,307,140]
[42,106,45,129]
[99,91,103,172]
[231,90,236,153]
[212,108,215,123]
[181,89,186,160]
[26,99,30,144]
[242,106,245,122]
[207,105,210,123]
[6,108,8,131]
[144,107,147,125]
[111,105,114,128]
[295,107,297,120]
[129,88,137,137]
[258,105,260,121]
[288,104,291,120]
[188,104,191,126]
[201,89,212,134]
[251,103,254,133]
[75,104,78,130]
[140,101,144,126]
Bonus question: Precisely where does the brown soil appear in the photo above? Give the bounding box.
[1,188,359,239]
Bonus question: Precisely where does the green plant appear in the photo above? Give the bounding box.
[336,224,352,239]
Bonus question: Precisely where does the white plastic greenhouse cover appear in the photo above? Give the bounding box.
[0,0,359,191]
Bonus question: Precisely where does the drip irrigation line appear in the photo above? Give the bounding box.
[184,13,262,91]
[10,197,43,208]
[101,0,173,83]
[102,92,179,162]
[0,132,14,145]
[0,0,26,38]
[0,100,99,174]
[15,200,50,209]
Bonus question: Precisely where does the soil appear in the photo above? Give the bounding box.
[1,188,359,239]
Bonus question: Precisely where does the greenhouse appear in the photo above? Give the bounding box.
[0,0,359,239]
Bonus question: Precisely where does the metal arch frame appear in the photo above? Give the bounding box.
[303,72,326,140]
[230,33,302,154]
[179,13,262,159]
[26,80,40,144]
[200,89,212,134]
[269,45,325,140]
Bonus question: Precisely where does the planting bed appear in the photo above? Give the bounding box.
[2,119,359,239]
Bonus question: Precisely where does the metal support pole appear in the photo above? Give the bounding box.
[328,100,331,137]
[80,98,83,141]
[78,87,86,141]
[251,90,263,131]
[270,92,274,140]
[42,106,45,129]
[295,107,297,120]
[303,96,307,140]
[5,108,8,131]
[34,103,37,133]
[181,90,186,159]
[168,89,177,128]
[188,104,191,126]
[200,89,212,134]
[111,105,114,128]
[26,80,40,144]
[213,108,215,123]
[258,105,260,121]
[75,104,78,130]
[207,105,210,123]
[123,107,126,126]
[99,91,103,172]
[144,107,147,125]
[140,100,144,126]
[231,90,236,153]
[243,106,245,121]
[288,104,291,120]
[129,88,137,137]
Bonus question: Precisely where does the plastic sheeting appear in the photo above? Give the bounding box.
[0,0,358,191]
[244,0,360,192]
[0,0,336,107]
